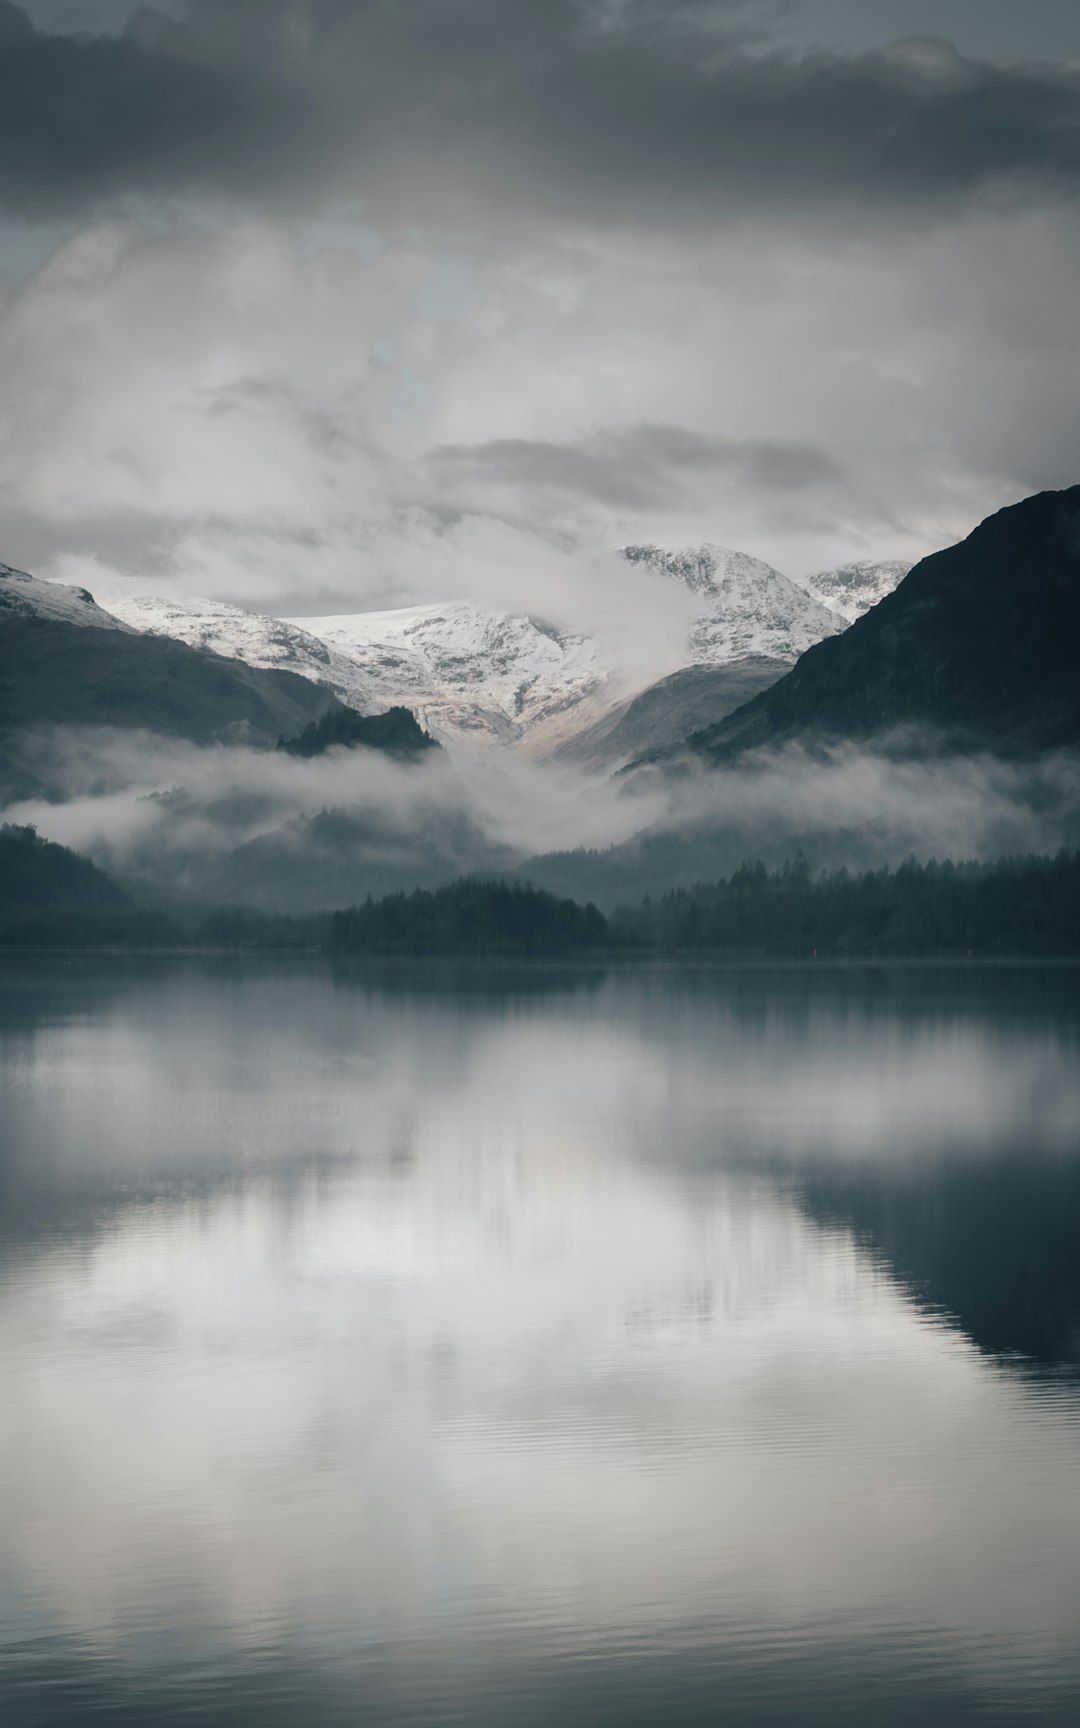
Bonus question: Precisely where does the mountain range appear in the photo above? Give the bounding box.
[0,542,909,770]
[4,498,1073,779]
[1,493,1076,918]
[90,543,891,761]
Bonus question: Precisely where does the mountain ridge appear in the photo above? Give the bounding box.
[94,540,875,757]
[554,657,790,772]
[0,566,344,755]
[638,487,1080,768]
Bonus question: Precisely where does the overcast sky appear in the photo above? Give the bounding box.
[0,0,1078,619]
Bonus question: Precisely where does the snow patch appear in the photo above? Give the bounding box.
[0,565,136,632]
[794,559,911,623]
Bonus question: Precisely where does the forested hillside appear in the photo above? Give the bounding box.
[608,851,1080,957]
[330,880,606,957]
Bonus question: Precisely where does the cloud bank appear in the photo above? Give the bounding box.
[0,1,1075,638]
[1,3,1079,225]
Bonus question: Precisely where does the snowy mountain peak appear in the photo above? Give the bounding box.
[0,564,135,631]
[281,601,608,749]
[621,541,845,663]
[93,588,608,752]
[622,541,784,596]
[797,558,912,623]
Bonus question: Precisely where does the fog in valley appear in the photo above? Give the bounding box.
[3,720,1078,911]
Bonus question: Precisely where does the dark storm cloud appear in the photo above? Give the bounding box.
[0,0,296,216]
[430,425,841,509]
[1,0,1080,224]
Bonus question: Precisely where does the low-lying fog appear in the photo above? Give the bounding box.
[5,724,1080,912]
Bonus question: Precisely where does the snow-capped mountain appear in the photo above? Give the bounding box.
[97,589,608,751]
[621,543,845,661]
[96,589,380,710]
[280,602,607,750]
[795,559,911,623]
[92,540,864,756]
[0,563,135,631]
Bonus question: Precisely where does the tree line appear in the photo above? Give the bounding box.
[330,879,606,956]
[3,819,1079,956]
[605,850,1080,957]
[327,853,1080,959]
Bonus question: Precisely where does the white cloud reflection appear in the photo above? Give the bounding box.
[1,965,1079,1714]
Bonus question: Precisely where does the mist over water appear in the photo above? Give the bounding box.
[1,958,1079,1725]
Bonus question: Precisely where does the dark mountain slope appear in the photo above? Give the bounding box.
[556,658,789,772]
[0,614,342,746]
[0,822,130,914]
[653,487,1080,765]
[0,822,187,947]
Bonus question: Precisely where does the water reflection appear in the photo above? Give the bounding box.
[799,1156,1080,1371]
[1,959,1079,1725]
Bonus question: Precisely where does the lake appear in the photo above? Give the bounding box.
[1,958,1079,1726]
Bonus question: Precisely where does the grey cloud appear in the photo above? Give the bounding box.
[0,0,1079,225]
[624,426,843,492]
[430,433,669,510]
[429,425,843,510]
[18,0,191,31]
[529,743,1080,905]
[0,3,297,217]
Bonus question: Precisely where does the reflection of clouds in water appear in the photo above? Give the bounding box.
[4,969,1079,1194]
[1,964,1080,1706]
[3,1164,1080,1688]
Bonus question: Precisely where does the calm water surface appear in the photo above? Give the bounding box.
[1,959,1079,1726]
